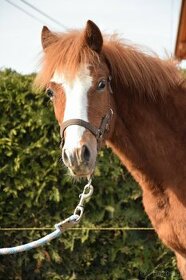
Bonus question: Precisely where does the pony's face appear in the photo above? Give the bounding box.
[41,21,113,178]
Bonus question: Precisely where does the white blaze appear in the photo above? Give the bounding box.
[51,65,92,150]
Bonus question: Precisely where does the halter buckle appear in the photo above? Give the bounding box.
[96,129,103,140]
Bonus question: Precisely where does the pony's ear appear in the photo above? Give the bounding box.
[84,20,103,53]
[41,26,58,50]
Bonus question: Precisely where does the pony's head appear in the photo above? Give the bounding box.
[36,20,114,178]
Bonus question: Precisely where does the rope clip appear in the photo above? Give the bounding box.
[73,178,94,221]
[56,178,94,231]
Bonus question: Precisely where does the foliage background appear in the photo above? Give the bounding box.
[0,69,181,279]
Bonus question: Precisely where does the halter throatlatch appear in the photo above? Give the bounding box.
[60,108,113,150]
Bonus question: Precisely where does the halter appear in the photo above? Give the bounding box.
[60,76,113,150]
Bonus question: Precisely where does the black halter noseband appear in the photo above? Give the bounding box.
[60,108,113,150]
[60,76,113,150]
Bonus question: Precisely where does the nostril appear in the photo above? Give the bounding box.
[81,145,91,162]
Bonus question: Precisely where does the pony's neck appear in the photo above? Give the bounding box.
[104,42,186,194]
[107,88,186,195]
[107,102,158,193]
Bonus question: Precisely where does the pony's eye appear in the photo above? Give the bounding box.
[46,88,54,99]
[97,80,106,91]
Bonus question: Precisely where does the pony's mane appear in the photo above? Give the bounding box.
[35,29,184,100]
[102,37,184,100]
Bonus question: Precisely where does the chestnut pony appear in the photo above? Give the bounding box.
[35,20,186,278]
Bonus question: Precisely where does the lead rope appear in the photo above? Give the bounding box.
[0,179,93,255]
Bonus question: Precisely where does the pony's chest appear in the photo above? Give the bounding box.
[143,190,186,255]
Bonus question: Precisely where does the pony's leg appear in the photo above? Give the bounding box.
[176,252,186,279]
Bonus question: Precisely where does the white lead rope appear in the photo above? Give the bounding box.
[0,180,94,255]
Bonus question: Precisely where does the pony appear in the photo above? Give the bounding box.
[35,20,186,278]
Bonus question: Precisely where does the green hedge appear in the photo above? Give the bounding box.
[0,69,180,279]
